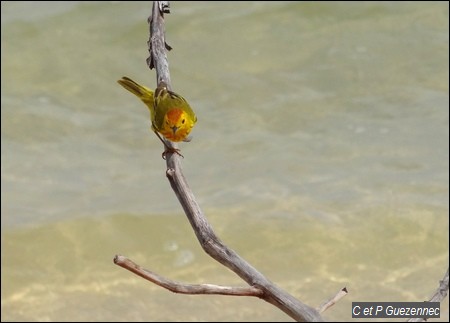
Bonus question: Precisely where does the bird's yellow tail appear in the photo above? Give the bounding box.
[117,77,154,106]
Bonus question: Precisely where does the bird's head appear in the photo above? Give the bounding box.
[162,108,195,142]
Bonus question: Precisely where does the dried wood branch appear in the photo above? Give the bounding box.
[114,1,324,321]
[407,268,449,323]
[317,287,348,313]
[146,1,172,81]
[114,255,263,297]
[428,268,449,303]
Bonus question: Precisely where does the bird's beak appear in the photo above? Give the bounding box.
[171,125,179,134]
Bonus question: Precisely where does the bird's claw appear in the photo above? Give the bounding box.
[162,147,184,160]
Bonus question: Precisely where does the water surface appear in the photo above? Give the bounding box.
[2,1,448,321]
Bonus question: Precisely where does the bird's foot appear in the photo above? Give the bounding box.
[162,147,184,160]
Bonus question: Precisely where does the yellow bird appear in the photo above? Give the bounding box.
[117,77,197,157]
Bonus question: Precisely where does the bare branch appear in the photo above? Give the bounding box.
[146,1,172,85]
[317,287,348,313]
[114,255,263,297]
[407,268,449,323]
[164,168,323,322]
[429,268,449,303]
[115,2,323,321]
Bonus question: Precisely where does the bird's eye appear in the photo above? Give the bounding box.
[181,119,185,124]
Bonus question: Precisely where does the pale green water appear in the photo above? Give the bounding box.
[1,1,449,322]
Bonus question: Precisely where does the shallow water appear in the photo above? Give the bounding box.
[1,1,448,321]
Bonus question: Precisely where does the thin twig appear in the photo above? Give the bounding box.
[317,287,348,313]
[114,255,264,297]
